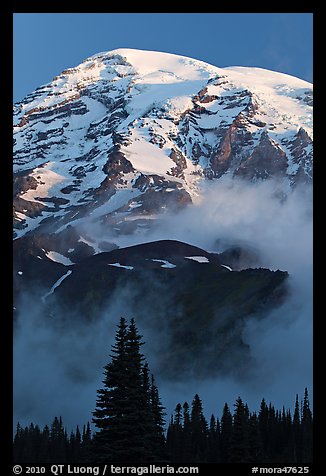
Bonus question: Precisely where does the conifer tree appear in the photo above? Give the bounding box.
[175,403,183,427]
[49,417,66,462]
[248,412,263,463]
[230,397,250,463]
[207,414,220,463]
[166,416,174,461]
[293,394,302,463]
[73,426,82,462]
[92,317,165,463]
[267,403,278,463]
[13,423,23,462]
[69,431,76,462]
[42,425,51,463]
[220,403,232,463]
[81,422,92,462]
[190,394,208,462]
[136,362,165,462]
[258,398,270,462]
[149,374,166,460]
[92,317,129,461]
[166,404,183,462]
[301,388,313,463]
[182,402,192,462]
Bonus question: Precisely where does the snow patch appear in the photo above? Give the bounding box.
[46,251,74,265]
[41,270,72,303]
[108,263,134,270]
[221,264,233,271]
[151,259,176,269]
[20,163,66,203]
[120,130,176,175]
[185,256,209,263]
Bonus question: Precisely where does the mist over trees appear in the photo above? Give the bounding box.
[13,318,312,464]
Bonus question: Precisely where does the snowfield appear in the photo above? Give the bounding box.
[13,48,313,239]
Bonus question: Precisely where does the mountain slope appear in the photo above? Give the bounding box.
[13,238,288,378]
[13,48,313,240]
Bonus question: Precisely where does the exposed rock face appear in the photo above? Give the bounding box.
[14,50,307,379]
[235,131,288,179]
[13,49,312,240]
[284,127,313,183]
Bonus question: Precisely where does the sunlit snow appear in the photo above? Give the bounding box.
[45,251,74,265]
[13,48,313,239]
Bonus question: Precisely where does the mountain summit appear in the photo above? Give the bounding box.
[13,48,312,239]
[14,49,306,380]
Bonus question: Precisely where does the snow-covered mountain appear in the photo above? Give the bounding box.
[13,48,313,241]
[14,49,309,381]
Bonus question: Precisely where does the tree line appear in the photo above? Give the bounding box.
[13,318,313,464]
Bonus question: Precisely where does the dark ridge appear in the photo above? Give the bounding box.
[76,239,220,266]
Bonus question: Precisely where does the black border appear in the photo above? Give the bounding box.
[6,6,318,475]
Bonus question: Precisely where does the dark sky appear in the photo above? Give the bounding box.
[13,13,313,102]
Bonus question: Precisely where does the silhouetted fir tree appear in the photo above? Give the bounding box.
[64,429,69,461]
[150,374,166,460]
[301,388,313,463]
[15,425,30,462]
[258,398,270,462]
[182,401,192,462]
[41,425,51,463]
[190,394,208,462]
[230,397,250,463]
[248,412,263,463]
[81,422,92,462]
[77,425,81,450]
[13,351,314,468]
[137,362,166,461]
[74,426,82,462]
[68,431,76,462]
[293,394,302,463]
[13,423,23,462]
[267,403,279,463]
[49,417,66,462]
[32,425,45,462]
[21,426,29,460]
[215,418,221,462]
[285,408,298,463]
[17,424,31,462]
[137,362,155,461]
[92,317,165,463]
[277,407,292,463]
[14,421,49,463]
[166,404,183,462]
[26,423,39,462]
[220,403,233,463]
[92,317,129,461]
[166,416,175,461]
[245,403,250,420]
[123,318,151,461]
[207,414,220,463]
[175,403,183,427]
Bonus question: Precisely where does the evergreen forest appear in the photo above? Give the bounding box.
[13,318,313,464]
